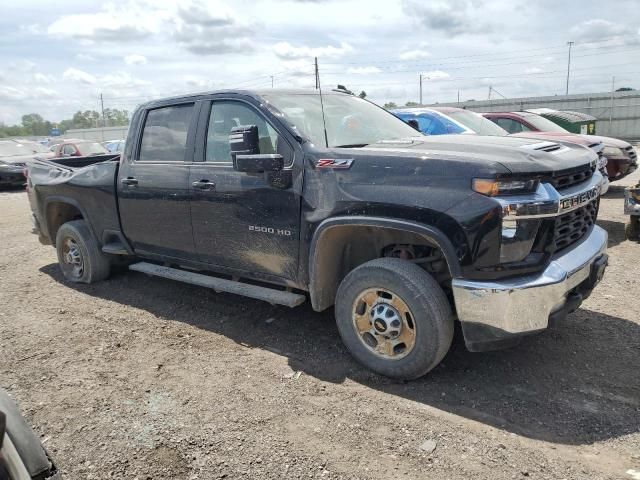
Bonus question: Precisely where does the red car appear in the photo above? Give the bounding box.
[52,139,110,158]
[482,111,637,181]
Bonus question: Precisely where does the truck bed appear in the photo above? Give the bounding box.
[27,154,123,246]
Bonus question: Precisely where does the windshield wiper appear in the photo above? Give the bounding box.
[334,143,369,148]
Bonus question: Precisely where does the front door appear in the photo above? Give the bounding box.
[188,99,301,282]
[118,102,197,259]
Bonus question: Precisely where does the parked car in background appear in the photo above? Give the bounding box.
[52,139,110,158]
[103,139,125,153]
[0,140,54,188]
[394,107,609,194]
[482,111,637,181]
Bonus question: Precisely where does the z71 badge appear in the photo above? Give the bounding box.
[316,158,354,169]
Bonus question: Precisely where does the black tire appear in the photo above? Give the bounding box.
[625,217,640,240]
[335,257,454,380]
[55,220,111,283]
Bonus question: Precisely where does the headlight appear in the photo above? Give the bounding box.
[603,146,623,157]
[472,178,539,197]
[500,218,542,263]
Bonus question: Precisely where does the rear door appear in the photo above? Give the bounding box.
[118,102,199,260]
[188,98,302,281]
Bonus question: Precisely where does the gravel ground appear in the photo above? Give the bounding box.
[1,169,639,480]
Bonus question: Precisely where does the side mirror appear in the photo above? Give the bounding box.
[230,124,284,173]
[406,119,420,131]
[230,125,260,159]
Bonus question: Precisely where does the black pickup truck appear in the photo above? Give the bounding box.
[26,88,608,379]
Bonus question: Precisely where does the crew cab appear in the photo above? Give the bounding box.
[26,89,608,380]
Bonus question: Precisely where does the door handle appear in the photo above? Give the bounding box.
[121,177,138,186]
[192,180,216,191]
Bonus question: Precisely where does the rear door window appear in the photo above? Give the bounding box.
[138,104,194,161]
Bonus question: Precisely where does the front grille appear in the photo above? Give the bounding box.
[547,163,596,190]
[553,199,598,251]
[11,162,26,167]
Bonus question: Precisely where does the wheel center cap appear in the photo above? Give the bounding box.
[373,319,387,333]
[370,302,402,337]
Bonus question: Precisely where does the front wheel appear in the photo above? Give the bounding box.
[625,216,640,240]
[335,258,454,380]
[56,220,111,283]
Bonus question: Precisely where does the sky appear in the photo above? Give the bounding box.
[1,0,640,125]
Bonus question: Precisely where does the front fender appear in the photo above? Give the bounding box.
[308,215,462,311]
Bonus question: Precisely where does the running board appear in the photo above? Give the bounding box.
[128,262,306,308]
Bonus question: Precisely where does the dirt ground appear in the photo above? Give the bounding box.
[1,169,639,480]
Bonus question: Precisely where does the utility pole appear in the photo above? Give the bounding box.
[419,74,423,105]
[488,86,492,100]
[565,41,574,95]
[314,57,319,90]
[270,75,274,88]
[609,75,615,129]
[100,93,105,127]
[457,90,460,105]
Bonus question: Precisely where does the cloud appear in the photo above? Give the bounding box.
[124,54,148,65]
[33,87,59,99]
[100,72,151,88]
[75,53,96,62]
[33,73,55,84]
[525,67,543,74]
[420,70,450,80]
[0,85,59,101]
[47,2,165,43]
[273,41,354,59]
[399,49,431,61]
[401,0,483,35]
[347,66,382,75]
[0,86,27,101]
[172,0,255,55]
[570,19,639,45]
[63,68,96,85]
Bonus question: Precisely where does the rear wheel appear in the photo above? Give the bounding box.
[56,220,111,283]
[335,258,454,380]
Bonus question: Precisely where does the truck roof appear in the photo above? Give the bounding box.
[139,88,349,110]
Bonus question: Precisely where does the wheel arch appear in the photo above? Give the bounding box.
[308,216,461,312]
[44,196,93,246]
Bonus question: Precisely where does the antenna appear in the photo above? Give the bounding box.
[316,57,329,148]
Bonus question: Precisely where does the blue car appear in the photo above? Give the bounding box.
[391,108,471,136]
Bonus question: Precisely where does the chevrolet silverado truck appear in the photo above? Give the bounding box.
[26,88,609,380]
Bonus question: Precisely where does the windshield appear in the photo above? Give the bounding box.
[522,114,569,133]
[262,93,420,148]
[447,110,508,136]
[78,142,109,155]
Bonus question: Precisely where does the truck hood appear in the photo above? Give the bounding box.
[358,134,596,175]
[511,131,597,147]
[580,134,631,149]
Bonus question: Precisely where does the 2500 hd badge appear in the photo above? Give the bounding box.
[248,225,293,236]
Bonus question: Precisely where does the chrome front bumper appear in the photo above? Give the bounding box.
[452,225,608,349]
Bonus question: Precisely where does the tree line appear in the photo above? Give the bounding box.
[0,109,130,138]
